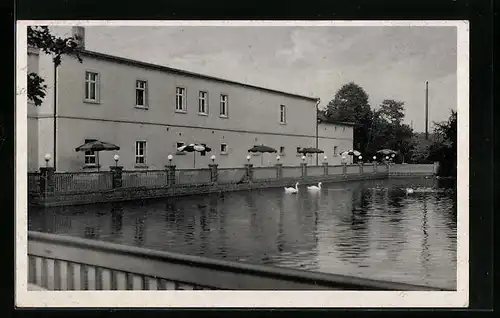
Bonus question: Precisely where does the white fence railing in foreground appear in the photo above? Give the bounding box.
[28,231,450,291]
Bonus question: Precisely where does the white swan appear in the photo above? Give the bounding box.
[405,188,414,194]
[307,182,322,191]
[285,182,299,194]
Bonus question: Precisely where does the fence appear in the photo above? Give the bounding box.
[28,164,436,206]
[122,170,168,189]
[176,169,211,185]
[307,166,324,177]
[218,168,247,184]
[53,172,113,193]
[253,167,278,181]
[28,173,40,194]
[27,231,449,291]
[281,166,302,179]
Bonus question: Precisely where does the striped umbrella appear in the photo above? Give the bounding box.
[177,143,212,168]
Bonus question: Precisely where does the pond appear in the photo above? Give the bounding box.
[28,177,457,289]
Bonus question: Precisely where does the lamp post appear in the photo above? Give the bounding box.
[358,155,363,163]
[373,155,377,162]
[342,155,346,165]
[323,155,327,162]
[246,155,251,163]
[276,155,280,163]
[211,155,216,163]
[302,155,306,162]
[113,154,119,167]
[315,98,321,166]
[167,154,173,165]
[44,153,51,167]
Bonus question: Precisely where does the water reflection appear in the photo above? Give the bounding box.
[28,178,457,289]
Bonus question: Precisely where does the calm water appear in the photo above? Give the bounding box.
[28,178,457,289]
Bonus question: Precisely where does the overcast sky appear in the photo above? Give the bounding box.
[52,25,457,132]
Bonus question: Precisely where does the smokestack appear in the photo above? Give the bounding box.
[71,26,85,49]
[425,81,429,140]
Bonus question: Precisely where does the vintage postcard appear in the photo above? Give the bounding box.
[15,20,469,307]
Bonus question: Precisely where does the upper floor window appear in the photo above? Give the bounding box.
[198,91,208,114]
[333,146,338,156]
[280,146,285,155]
[280,105,286,124]
[135,141,147,164]
[220,94,228,117]
[85,72,99,102]
[176,87,186,112]
[135,80,148,108]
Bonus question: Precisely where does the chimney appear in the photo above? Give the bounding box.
[71,26,85,49]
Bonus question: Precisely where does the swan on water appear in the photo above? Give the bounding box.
[405,188,414,194]
[285,182,299,194]
[307,182,322,191]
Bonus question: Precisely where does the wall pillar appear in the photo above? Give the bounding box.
[244,164,253,183]
[322,162,328,176]
[275,163,283,180]
[433,161,440,175]
[209,164,218,183]
[39,167,55,196]
[300,163,307,178]
[109,166,123,188]
[165,165,177,186]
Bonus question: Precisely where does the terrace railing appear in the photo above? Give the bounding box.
[218,168,247,184]
[27,231,449,291]
[252,167,278,181]
[53,172,113,193]
[176,169,212,185]
[122,170,168,189]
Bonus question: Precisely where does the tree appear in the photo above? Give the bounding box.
[378,99,405,125]
[27,26,82,106]
[427,110,457,176]
[325,82,372,153]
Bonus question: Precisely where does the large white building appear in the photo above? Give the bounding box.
[27,27,354,172]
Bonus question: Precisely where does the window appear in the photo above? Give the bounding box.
[198,91,208,114]
[333,146,338,156]
[85,72,99,102]
[220,94,228,117]
[280,105,286,124]
[280,146,285,155]
[135,141,147,164]
[135,80,148,108]
[84,139,97,165]
[220,143,228,154]
[176,87,186,111]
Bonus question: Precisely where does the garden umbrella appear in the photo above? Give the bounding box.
[340,150,362,157]
[177,143,212,168]
[376,149,398,156]
[297,147,324,154]
[75,140,120,172]
[248,144,277,166]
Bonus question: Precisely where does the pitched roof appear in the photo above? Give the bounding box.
[79,49,320,102]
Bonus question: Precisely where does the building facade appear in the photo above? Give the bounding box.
[27,27,353,172]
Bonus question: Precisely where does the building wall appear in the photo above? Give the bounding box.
[55,118,339,171]
[56,54,317,136]
[29,51,353,171]
[27,117,38,172]
[318,123,354,165]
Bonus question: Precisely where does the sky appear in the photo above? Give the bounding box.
[51,24,457,132]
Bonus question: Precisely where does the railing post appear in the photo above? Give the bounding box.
[209,164,218,183]
[386,163,391,175]
[244,164,253,182]
[109,166,123,188]
[39,167,55,196]
[275,163,283,180]
[300,163,307,178]
[359,161,364,174]
[433,161,440,175]
[322,162,328,176]
[166,164,177,186]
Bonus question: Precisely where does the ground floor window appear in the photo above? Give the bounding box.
[135,141,147,164]
[220,143,228,154]
[84,138,97,165]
